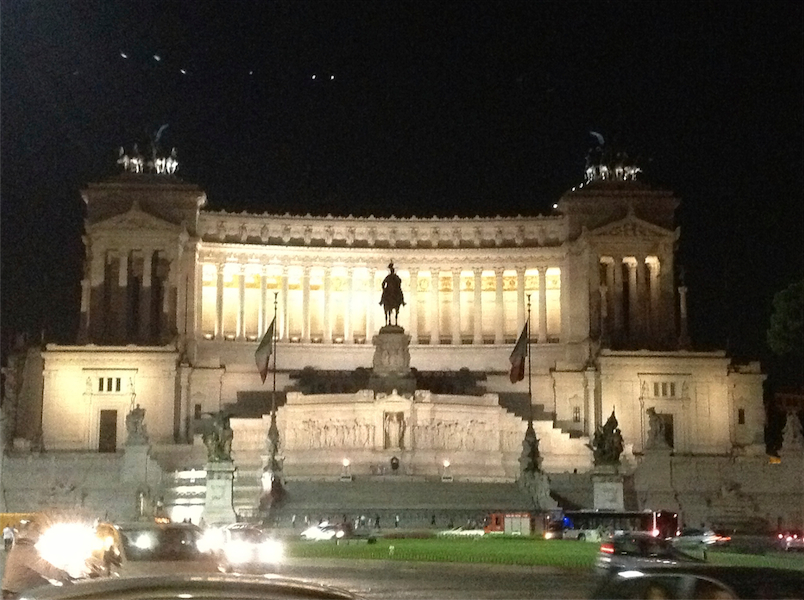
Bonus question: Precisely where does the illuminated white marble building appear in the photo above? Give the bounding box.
[37,158,767,483]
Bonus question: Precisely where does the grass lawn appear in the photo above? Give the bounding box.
[290,537,599,568]
[288,536,804,571]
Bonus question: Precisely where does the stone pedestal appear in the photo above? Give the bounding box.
[203,461,237,526]
[370,326,416,394]
[592,465,624,510]
[121,444,150,484]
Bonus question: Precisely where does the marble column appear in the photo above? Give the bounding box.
[627,258,638,341]
[451,269,461,345]
[473,268,482,344]
[323,267,332,343]
[193,260,202,338]
[612,257,623,339]
[430,269,439,345]
[116,250,129,341]
[495,268,504,344]
[409,269,418,343]
[259,267,268,336]
[237,264,246,341]
[280,266,289,341]
[139,249,153,342]
[648,260,661,342]
[678,285,691,349]
[635,256,647,343]
[538,266,548,343]
[366,267,375,340]
[516,268,526,333]
[301,266,311,343]
[344,267,354,343]
[215,263,224,340]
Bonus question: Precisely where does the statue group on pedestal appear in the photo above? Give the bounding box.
[589,410,625,466]
[203,411,234,462]
[125,404,149,445]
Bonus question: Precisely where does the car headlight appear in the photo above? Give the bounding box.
[36,523,99,578]
[223,540,253,565]
[258,539,284,564]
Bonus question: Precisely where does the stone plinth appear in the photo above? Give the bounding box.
[592,465,624,510]
[203,461,237,526]
[370,326,415,394]
[121,444,150,484]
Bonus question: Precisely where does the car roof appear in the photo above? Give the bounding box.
[21,573,361,600]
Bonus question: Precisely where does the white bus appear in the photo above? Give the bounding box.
[559,509,679,542]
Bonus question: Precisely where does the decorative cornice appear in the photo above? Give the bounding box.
[198,212,567,249]
[195,244,568,270]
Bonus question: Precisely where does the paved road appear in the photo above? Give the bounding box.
[1,551,599,599]
[278,558,598,599]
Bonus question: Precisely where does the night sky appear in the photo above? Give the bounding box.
[2,2,802,386]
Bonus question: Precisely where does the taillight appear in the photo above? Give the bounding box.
[600,543,614,554]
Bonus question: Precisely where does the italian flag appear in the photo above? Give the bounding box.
[508,321,528,384]
[255,317,276,384]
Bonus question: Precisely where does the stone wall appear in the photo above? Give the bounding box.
[634,448,804,531]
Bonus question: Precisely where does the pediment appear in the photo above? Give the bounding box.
[90,202,182,234]
[587,213,673,240]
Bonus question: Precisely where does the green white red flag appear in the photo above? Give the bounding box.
[255,317,276,384]
[509,321,528,383]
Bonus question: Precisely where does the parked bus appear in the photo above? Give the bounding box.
[559,509,679,542]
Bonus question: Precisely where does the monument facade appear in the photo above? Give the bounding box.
[10,150,773,522]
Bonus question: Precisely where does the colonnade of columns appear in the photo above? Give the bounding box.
[599,255,664,345]
[198,263,561,346]
[82,247,176,344]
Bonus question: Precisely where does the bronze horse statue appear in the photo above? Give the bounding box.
[380,262,405,326]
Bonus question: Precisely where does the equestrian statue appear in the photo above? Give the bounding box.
[380,262,405,326]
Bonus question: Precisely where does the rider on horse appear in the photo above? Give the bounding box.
[380,262,405,326]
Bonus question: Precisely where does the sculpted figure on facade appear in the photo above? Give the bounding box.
[645,407,669,449]
[384,412,405,449]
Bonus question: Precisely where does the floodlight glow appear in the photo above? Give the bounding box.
[443,459,450,468]
[342,458,350,467]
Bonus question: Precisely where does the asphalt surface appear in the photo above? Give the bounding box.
[0,550,599,599]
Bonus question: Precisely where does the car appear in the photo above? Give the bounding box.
[436,526,486,537]
[591,565,804,599]
[200,523,284,573]
[776,529,804,552]
[596,532,705,576]
[299,521,352,541]
[672,528,729,547]
[18,573,361,600]
[93,520,217,578]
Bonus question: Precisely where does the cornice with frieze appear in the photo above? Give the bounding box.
[197,212,567,249]
[196,244,568,271]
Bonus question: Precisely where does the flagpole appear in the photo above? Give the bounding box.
[267,293,280,474]
[526,294,533,429]
[272,292,278,416]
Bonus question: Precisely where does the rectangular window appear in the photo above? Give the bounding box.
[98,378,104,392]
[115,378,121,392]
[669,382,676,397]
[654,382,660,397]
[738,408,745,425]
[661,382,668,396]
[194,404,202,420]
[106,377,113,392]
[572,406,581,423]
